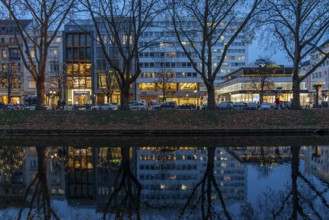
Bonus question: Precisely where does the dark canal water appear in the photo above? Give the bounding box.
[0,136,329,220]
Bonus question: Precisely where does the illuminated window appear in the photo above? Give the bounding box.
[2,49,6,58]
[123,35,132,44]
[139,83,155,90]
[28,80,36,89]
[179,83,197,90]
[165,52,176,57]
[30,50,35,58]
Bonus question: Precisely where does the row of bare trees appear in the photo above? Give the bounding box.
[0,0,328,110]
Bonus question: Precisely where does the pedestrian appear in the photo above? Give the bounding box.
[57,99,61,109]
[275,97,280,109]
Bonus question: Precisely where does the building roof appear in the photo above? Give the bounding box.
[0,19,32,35]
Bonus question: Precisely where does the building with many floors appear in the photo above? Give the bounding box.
[304,40,329,107]
[0,20,32,104]
[136,20,248,106]
[218,66,309,105]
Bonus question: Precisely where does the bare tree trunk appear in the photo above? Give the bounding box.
[36,147,51,219]
[120,85,130,110]
[7,84,11,104]
[290,146,301,220]
[292,73,301,110]
[207,84,216,110]
[36,78,46,110]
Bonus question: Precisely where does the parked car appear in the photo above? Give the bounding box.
[63,104,74,111]
[177,103,197,110]
[6,104,25,110]
[129,102,147,111]
[259,102,276,110]
[153,101,177,110]
[281,101,291,109]
[233,102,248,110]
[201,103,208,110]
[24,105,36,110]
[97,103,118,111]
[245,102,259,110]
[217,102,234,110]
[73,104,93,111]
[0,102,5,110]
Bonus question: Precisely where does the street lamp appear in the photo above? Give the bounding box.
[193,90,197,105]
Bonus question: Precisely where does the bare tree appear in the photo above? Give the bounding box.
[256,146,329,219]
[167,0,262,110]
[47,57,65,105]
[154,63,176,102]
[247,59,276,104]
[81,0,161,110]
[17,147,60,220]
[180,147,232,220]
[0,0,75,110]
[103,147,142,220]
[98,68,119,103]
[260,0,329,109]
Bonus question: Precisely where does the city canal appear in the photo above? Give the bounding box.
[0,136,329,219]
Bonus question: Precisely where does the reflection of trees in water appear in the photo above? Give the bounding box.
[0,146,25,207]
[257,146,329,219]
[17,147,60,220]
[103,147,142,220]
[180,147,232,220]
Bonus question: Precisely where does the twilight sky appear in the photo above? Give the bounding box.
[248,39,292,66]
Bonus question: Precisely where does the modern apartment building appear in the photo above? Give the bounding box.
[0,20,32,104]
[1,18,250,106]
[218,66,309,105]
[137,20,249,106]
[304,40,329,107]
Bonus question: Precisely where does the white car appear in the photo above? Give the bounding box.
[96,103,118,111]
[24,105,36,110]
[129,102,147,110]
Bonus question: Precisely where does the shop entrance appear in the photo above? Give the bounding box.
[73,91,90,104]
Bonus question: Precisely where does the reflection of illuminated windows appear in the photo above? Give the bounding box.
[224,176,231,181]
[221,163,228,168]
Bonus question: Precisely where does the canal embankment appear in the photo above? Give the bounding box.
[1,109,329,136]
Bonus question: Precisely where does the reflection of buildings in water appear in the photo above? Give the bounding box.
[136,147,247,207]
[0,147,25,207]
[95,147,123,209]
[304,146,329,183]
[66,147,95,204]
[211,148,247,204]
[25,147,66,200]
[0,147,67,208]
[137,146,202,207]
[226,146,292,165]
